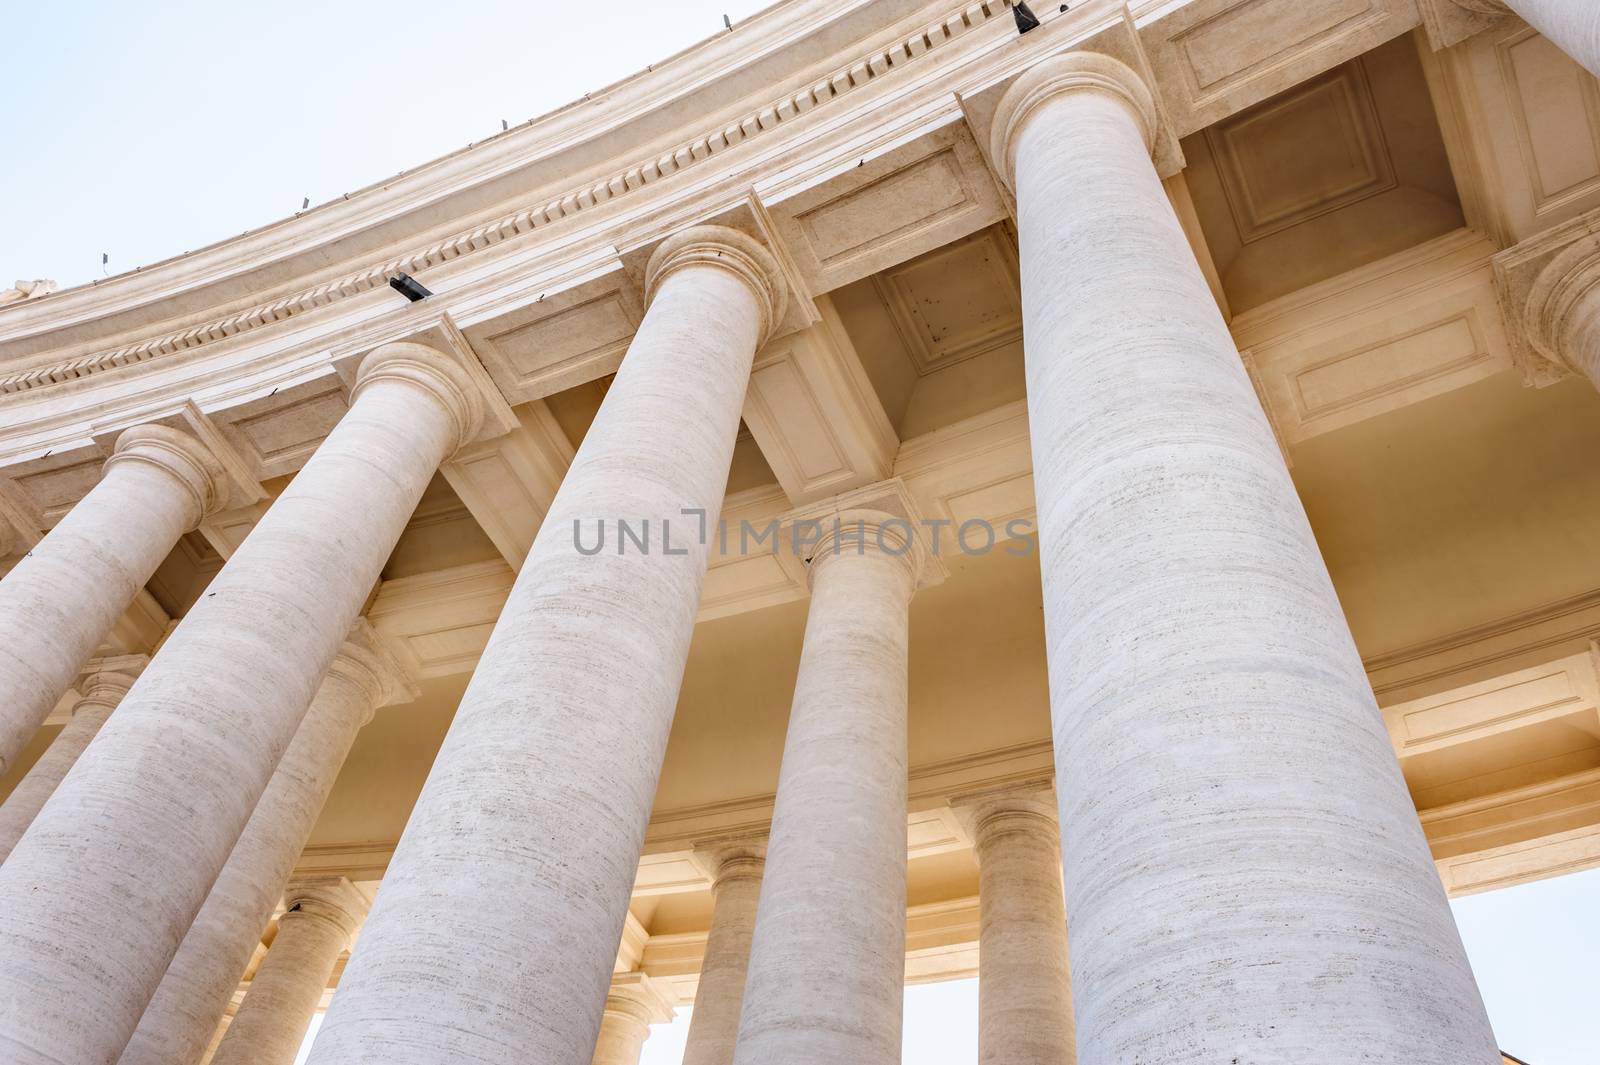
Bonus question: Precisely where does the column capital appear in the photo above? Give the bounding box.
[605,971,677,1027]
[326,633,418,724]
[643,225,789,347]
[778,478,946,592]
[353,342,486,456]
[73,668,142,712]
[693,838,767,889]
[103,424,231,526]
[281,876,369,946]
[949,781,1058,850]
[801,507,925,592]
[1495,206,1600,385]
[990,52,1159,189]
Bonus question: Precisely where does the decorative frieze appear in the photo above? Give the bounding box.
[0,0,1016,397]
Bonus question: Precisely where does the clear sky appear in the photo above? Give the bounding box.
[0,0,769,289]
[5,4,1594,1063]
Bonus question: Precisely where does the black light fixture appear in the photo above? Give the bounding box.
[389,273,432,303]
[1013,0,1041,33]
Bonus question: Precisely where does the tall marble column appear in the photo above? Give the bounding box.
[591,974,676,1065]
[119,641,402,1065]
[989,53,1498,1063]
[209,878,369,1065]
[306,226,786,1065]
[0,663,143,863]
[0,342,481,1065]
[963,791,1076,1065]
[681,845,765,1065]
[1459,0,1600,77]
[732,511,918,1065]
[0,424,226,775]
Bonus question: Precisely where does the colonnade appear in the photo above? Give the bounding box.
[0,44,1545,1065]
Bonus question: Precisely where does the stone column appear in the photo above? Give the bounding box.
[208,878,368,1065]
[0,342,481,1065]
[0,424,226,775]
[119,641,402,1065]
[0,663,142,863]
[680,845,765,1065]
[591,974,676,1065]
[989,53,1499,1063]
[1509,215,1600,390]
[1458,0,1600,78]
[962,791,1076,1065]
[306,227,785,1065]
[732,511,918,1065]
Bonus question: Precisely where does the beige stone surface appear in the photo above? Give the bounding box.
[1498,207,1600,390]
[0,424,224,775]
[1506,0,1600,78]
[119,642,399,1065]
[991,52,1500,1063]
[305,227,783,1065]
[680,847,764,1065]
[0,666,140,863]
[591,973,675,1065]
[732,514,917,1065]
[210,877,368,1065]
[0,343,479,1065]
[8,1,1600,1056]
[966,792,1075,1065]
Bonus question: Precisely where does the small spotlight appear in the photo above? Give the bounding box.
[1013,1,1041,33]
[389,273,432,302]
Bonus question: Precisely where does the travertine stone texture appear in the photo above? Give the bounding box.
[970,795,1076,1065]
[119,644,392,1065]
[209,877,368,1065]
[732,514,917,1065]
[0,668,140,863]
[0,424,225,774]
[1502,0,1600,78]
[991,53,1500,1064]
[680,847,765,1065]
[590,975,675,1065]
[306,226,784,1065]
[0,342,480,1065]
[1523,232,1600,390]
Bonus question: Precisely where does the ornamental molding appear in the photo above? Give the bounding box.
[0,0,1016,397]
[1493,204,1600,386]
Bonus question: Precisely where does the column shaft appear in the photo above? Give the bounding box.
[306,227,784,1065]
[732,518,916,1065]
[0,426,222,774]
[119,647,388,1065]
[680,851,764,1065]
[994,54,1498,1063]
[973,799,1075,1065]
[0,344,478,1065]
[208,880,367,1065]
[0,669,138,862]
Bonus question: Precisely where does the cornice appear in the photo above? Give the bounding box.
[0,0,1014,397]
[0,0,897,341]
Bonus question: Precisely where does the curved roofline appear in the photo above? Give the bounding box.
[0,0,935,346]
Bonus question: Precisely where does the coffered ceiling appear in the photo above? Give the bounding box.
[1184,32,1465,311]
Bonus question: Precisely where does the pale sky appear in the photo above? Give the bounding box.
[4,4,1594,1064]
